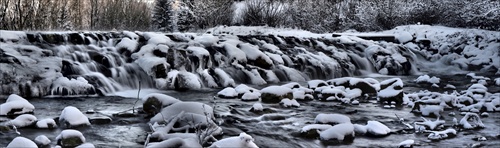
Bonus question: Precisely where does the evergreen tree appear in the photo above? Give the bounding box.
[177,2,195,32]
[153,0,174,32]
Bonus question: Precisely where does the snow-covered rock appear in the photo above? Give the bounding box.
[398,139,414,148]
[459,113,485,129]
[56,129,86,148]
[495,78,500,86]
[314,113,351,125]
[365,121,391,137]
[34,135,51,147]
[210,133,258,148]
[300,124,333,138]
[8,114,37,128]
[427,129,457,141]
[7,137,37,148]
[150,102,214,124]
[51,76,94,96]
[241,91,260,101]
[36,118,57,129]
[260,85,293,103]
[279,98,300,107]
[378,78,404,105]
[59,106,90,128]
[307,80,328,89]
[250,103,264,112]
[217,87,239,98]
[142,93,181,115]
[415,75,440,84]
[0,94,35,116]
[319,123,355,142]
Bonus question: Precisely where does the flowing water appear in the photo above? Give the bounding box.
[1,75,499,147]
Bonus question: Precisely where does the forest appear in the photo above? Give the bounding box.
[1,0,499,32]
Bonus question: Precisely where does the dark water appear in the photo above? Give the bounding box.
[1,75,499,147]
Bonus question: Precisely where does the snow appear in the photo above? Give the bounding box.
[142,93,181,107]
[35,135,51,146]
[0,94,35,115]
[115,38,138,52]
[365,121,391,136]
[415,75,440,84]
[242,91,260,101]
[143,32,172,45]
[279,98,300,107]
[9,114,37,128]
[251,103,264,112]
[177,71,203,89]
[395,31,413,43]
[260,86,293,96]
[398,139,415,147]
[217,87,239,98]
[459,113,485,129]
[307,80,327,89]
[136,57,168,76]
[56,129,86,144]
[150,102,214,123]
[59,106,91,127]
[292,90,306,100]
[36,118,57,128]
[301,124,333,133]
[427,129,457,140]
[378,87,402,98]
[6,137,37,148]
[186,46,210,57]
[314,113,351,124]
[319,123,355,141]
[76,143,96,148]
[234,84,257,94]
[210,133,258,148]
[495,78,500,86]
[194,34,218,47]
[147,137,200,148]
[420,105,443,117]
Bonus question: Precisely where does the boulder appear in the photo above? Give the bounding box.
[142,93,181,115]
[56,129,86,148]
[260,86,293,103]
[0,94,35,116]
[59,106,90,128]
[7,137,38,148]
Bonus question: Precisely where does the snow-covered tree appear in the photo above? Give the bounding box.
[153,0,175,32]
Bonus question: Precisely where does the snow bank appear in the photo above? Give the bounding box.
[210,133,258,148]
[59,106,91,128]
[0,94,35,115]
[6,137,37,148]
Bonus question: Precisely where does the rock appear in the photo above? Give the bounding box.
[89,116,113,124]
[0,94,35,116]
[142,93,181,115]
[9,114,37,128]
[350,78,377,96]
[35,135,51,147]
[36,118,57,129]
[174,71,202,91]
[7,137,38,148]
[300,124,333,139]
[56,129,86,148]
[378,78,404,105]
[319,123,355,144]
[398,139,414,148]
[59,106,91,128]
[76,143,96,148]
[241,91,260,101]
[217,87,239,98]
[260,86,293,103]
[0,125,11,132]
[365,121,391,137]
[249,103,263,112]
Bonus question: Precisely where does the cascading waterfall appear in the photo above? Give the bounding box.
[0,30,419,98]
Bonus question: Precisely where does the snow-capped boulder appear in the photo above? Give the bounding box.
[249,103,264,112]
[150,102,214,124]
[319,123,355,143]
[307,80,328,89]
[495,78,500,86]
[378,78,404,105]
[459,113,485,129]
[234,84,258,97]
[7,137,37,148]
[56,129,86,148]
[365,121,391,137]
[217,87,239,98]
[35,135,51,147]
[210,133,258,148]
[300,124,333,138]
[59,106,90,128]
[36,118,57,129]
[415,75,440,84]
[142,93,181,115]
[321,87,346,101]
[395,31,413,44]
[8,114,37,128]
[0,94,35,116]
[349,78,377,96]
[241,91,260,101]
[173,71,203,91]
[279,98,300,107]
[314,113,351,125]
[260,85,293,103]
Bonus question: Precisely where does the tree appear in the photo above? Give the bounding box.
[153,0,175,32]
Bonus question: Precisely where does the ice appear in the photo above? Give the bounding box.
[0,94,35,115]
[214,68,236,87]
[35,135,51,146]
[239,43,273,64]
[314,113,351,124]
[8,114,37,128]
[210,133,258,148]
[59,106,91,128]
[136,57,168,77]
[6,137,37,148]
[365,121,391,136]
[217,87,239,98]
[319,123,355,141]
[36,118,57,128]
[51,76,94,95]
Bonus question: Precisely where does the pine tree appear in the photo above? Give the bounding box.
[177,3,195,32]
[153,0,174,32]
